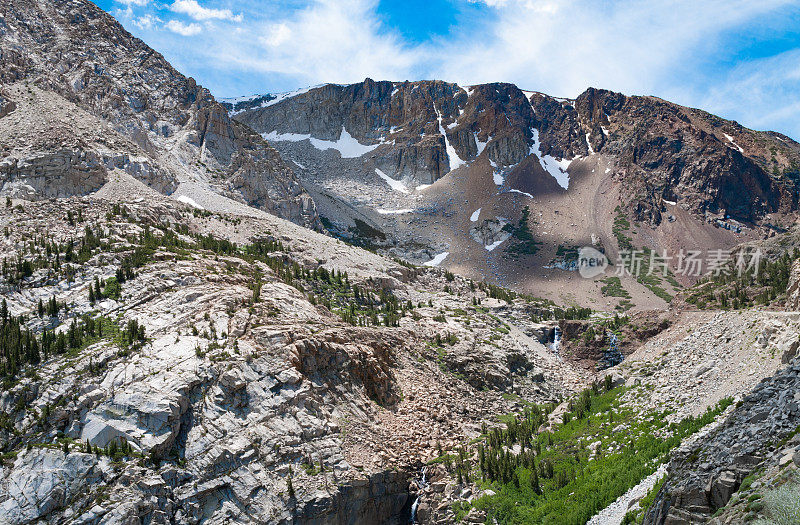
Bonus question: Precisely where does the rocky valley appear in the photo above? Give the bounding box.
[1,1,800,525]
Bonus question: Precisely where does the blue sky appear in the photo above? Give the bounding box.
[99,0,800,139]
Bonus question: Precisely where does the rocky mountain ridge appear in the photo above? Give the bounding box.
[0,0,318,228]
[2,1,800,524]
[230,79,800,309]
[235,78,800,227]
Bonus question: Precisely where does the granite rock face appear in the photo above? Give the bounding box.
[0,0,318,228]
[0,195,568,524]
[0,148,107,199]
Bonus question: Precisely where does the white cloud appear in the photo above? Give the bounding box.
[211,0,420,86]
[698,49,800,138]
[116,0,150,5]
[109,0,800,139]
[170,0,243,23]
[133,13,161,30]
[165,19,203,36]
[262,23,292,47]
[435,0,797,99]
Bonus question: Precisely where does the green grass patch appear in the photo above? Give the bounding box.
[460,384,733,525]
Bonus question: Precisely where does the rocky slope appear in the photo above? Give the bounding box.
[0,0,317,228]
[642,358,800,524]
[231,79,800,308]
[0,176,584,524]
[4,2,800,524]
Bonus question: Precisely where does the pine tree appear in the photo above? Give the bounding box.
[530,465,541,494]
[63,441,69,455]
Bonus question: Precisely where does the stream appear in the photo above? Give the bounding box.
[409,467,428,524]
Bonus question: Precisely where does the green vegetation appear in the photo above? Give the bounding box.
[530,306,592,323]
[0,301,143,387]
[610,208,677,301]
[613,207,633,251]
[753,479,800,525]
[685,248,798,309]
[600,277,630,298]
[1,209,415,387]
[632,247,674,301]
[451,382,733,524]
[505,206,542,257]
[0,224,113,285]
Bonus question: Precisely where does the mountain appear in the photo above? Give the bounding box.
[2,2,800,525]
[0,0,318,228]
[232,79,800,310]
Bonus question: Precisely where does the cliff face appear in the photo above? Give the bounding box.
[0,0,318,228]
[236,79,800,227]
[583,89,796,225]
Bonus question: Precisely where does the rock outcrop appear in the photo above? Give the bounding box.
[642,358,800,524]
[0,148,107,199]
[786,258,800,310]
[235,79,800,228]
[0,194,570,524]
[0,0,318,228]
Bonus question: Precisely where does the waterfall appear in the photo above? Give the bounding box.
[548,325,562,358]
[598,330,623,369]
[410,467,428,524]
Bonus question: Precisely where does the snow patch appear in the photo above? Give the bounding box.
[530,129,572,189]
[261,85,318,108]
[470,208,481,222]
[223,85,319,115]
[376,208,413,215]
[424,252,449,266]
[415,184,432,191]
[585,132,594,155]
[175,195,203,209]
[663,199,677,206]
[493,169,505,186]
[436,106,465,172]
[474,132,488,157]
[263,126,380,158]
[292,160,306,170]
[375,168,410,194]
[485,239,505,251]
[507,189,534,199]
[723,133,744,153]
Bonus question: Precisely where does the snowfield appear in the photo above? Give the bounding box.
[531,129,573,190]
[423,252,449,266]
[263,126,380,158]
[375,169,410,194]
